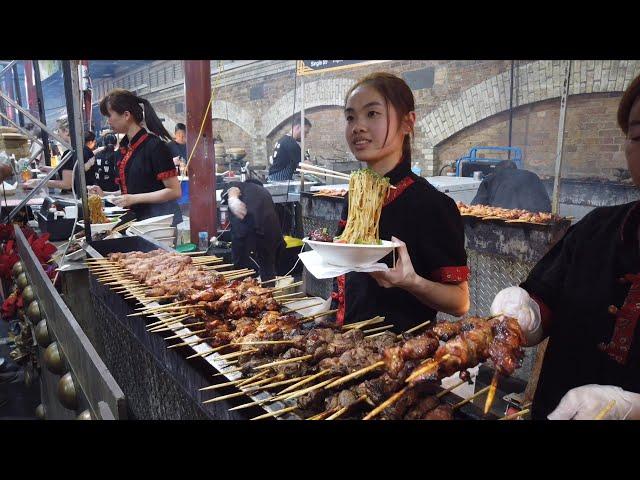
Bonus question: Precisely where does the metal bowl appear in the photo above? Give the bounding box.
[16,272,29,290]
[76,409,93,420]
[12,261,24,278]
[44,342,66,375]
[22,285,35,305]
[27,300,41,322]
[57,373,78,410]
[35,319,51,348]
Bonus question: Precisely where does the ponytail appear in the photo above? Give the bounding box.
[137,96,172,142]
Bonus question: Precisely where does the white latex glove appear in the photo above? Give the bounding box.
[548,384,640,420]
[490,286,544,346]
[228,196,247,220]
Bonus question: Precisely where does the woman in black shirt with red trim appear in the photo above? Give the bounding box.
[89,89,182,226]
[490,73,640,420]
[330,73,470,333]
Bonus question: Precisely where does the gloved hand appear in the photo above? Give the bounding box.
[490,286,544,346]
[93,146,106,155]
[548,384,640,420]
[228,196,247,220]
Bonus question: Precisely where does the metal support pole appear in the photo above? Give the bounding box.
[299,76,305,195]
[0,61,17,79]
[0,111,43,146]
[551,60,572,215]
[184,60,217,245]
[23,60,38,116]
[0,89,71,149]
[12,63,24,127]
[5,150,72,222]
[507,60,515,158]
[33,60,51,167]
[62,60,91,242]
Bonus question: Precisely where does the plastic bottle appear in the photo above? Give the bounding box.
[411,162,422,177]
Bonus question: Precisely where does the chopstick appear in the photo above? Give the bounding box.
[299,162,351,179]
[296,169,350,181]
[297,163,397,189]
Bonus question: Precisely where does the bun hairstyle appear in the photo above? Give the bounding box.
[344,72,416,163]
[99,88,172,142]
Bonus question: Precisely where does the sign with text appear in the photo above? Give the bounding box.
[296,60,388,76]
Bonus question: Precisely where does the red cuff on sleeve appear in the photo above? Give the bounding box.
[429,266,470,283]
[529,292,553,331]
[157,169,179,181]
[338,219,347,228]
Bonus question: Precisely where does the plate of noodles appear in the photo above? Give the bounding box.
[302,169,401,267]
[77,194,120,233]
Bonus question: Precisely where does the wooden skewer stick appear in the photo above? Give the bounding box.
[484,371,500,415]
[286,301,324,311]
[210,366,244,377]
[594,400,616,420]
[498,408,531,421]
[273,292,306,300]
[326,395,369,420]
[164,329,207,341]
[452,385,492,411]
[324,361,386,390]
[200,372,279,392]
[279,377,340,401]
[232,340,296,346]
[167,332,212,348]
[256,354,313,370]
[268,280,304,293]
[227,376,312,411]
[307,407,340,421]
[436,375,476,399]
[235,370,270,388]
[250,406,298,421]
[399,320,432,337]
[186,345,230,359]
[135,300,189,312]
[155,321,204,334]
[362,325,394,335]
[128,306,191,317]
[278,369,330,395]
[296,309,338,323]
[363,387,410,420]
[259,276,293,286]
[405,354,451,384]
[216,348,259,361]
[342,316,385,329]
[365,331,394,339]
[146,315,192,330]
[202,382,270,404]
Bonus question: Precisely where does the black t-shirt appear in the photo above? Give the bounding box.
[94,147,119,192]
[116,129,182,225]
[268,135,300,181]
[59,146,95,193]
[330,160,469,333]
[222,181,285,250]
[168,140,187,160]
[471,168,551,212]
[521,201,640,419]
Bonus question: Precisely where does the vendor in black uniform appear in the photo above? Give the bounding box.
[24,118,99,193]
[490,73,640,420]
[221,179,286,282]
[267,115,311,182]
[93,133,120,193]
[89,89,182,226]
[471,159,551,212]
[329,73,470,332]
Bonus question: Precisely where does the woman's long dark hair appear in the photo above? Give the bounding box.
[344,72,415,163]
[99,89,172,142]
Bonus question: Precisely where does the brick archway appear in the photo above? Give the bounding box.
[261,78,354,137]
[416,60,640,172]
[212,100,256,138]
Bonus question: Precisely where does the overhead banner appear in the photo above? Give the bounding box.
[296,60,388,76]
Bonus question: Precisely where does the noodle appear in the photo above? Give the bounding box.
[88,194,109,224]
[335,169,391,245]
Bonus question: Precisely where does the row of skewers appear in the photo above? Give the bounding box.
[456,202,567,225]
[86,249,530,420]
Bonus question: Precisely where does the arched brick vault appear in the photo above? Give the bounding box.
[212,100,256,138]
[416,60,640,171]
[261,78,354,137]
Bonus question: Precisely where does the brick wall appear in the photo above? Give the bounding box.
[93,59,640,180]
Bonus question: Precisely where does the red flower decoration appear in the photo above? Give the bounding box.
[1,292,18,319]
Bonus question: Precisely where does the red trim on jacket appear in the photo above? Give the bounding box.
[429,266,470,284]
[383,176,415,207]
[330,274,346,326]
[117,133,149,194]
[338,219,347,228]
[529,292,553,335]
[157,169,178,181]
[597,272,640,365]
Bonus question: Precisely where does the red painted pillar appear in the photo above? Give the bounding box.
[184,61,217,244]
[23,61,38,115]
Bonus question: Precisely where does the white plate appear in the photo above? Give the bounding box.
[78,219,119,233]
[303,238,400,268]
[155,236,175,248]
[104,206,129,214]
[131,214,174,227]
[138,226,176,239]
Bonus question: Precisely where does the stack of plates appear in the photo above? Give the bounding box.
[126,214,176,248]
